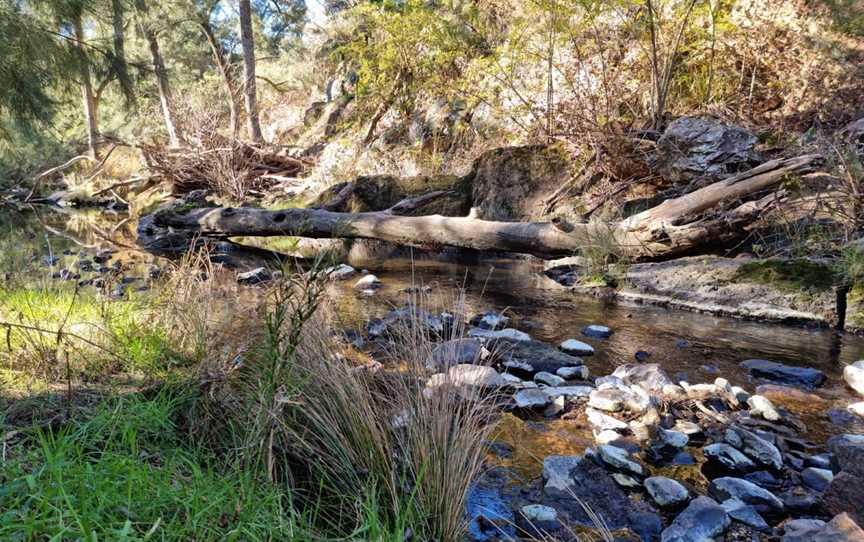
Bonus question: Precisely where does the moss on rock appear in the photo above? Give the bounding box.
[732,258,838,293]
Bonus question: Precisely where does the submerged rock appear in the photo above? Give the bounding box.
[660,496,730,542]
[740,359,826,389]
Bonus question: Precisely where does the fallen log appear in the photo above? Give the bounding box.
[138,155,820,260]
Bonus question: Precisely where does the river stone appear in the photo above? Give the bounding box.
[848,402,864,417]
[545,386,593,400]
[782,518,827,542]
[588,388,626,412]
[447,364,505,388]
[843,360,864,397]
[660,496,730,542]
[673,420,702,436]
[747,394,780,421]
[325,264,356,280]
[704,443,756,472]
[708,477,784,514]
[645,477,690,508]
[829,435,864,478]
[658,428,689,449]
[514,388,551,409]
[556,366,588,380]
[586,407,629,431]
[596,375,628,391]
[611,472,641,489]
[804,453,832,470]
[740,359,826,389]
[560,339,595,356]
[542,455,582,497]
[558,458,637,530]
[491,339,584,375]
[354,274,381,289]
[805,513,864,542]
[518,504,560,532]
[595,429,625,445]
[535,371,565,387]
[597,444,644,477]
[612,363,672,392]
[470,311,510,330]
[654,117,760,183]
[801,467,833,492]
[823,472,864,525]
[725,426,783,470]
[721,497,769,531]
[582,324,612,338]
[430,339,482,369]
[468,328,531,342]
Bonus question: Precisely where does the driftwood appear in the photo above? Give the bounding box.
[138,155,820,260]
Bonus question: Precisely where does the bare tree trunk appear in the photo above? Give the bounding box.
[239,0,264,143]
[72,15,99,159]
[139,155,820,260]
[111,0,134,106]
[200,19,240,138]
[135,0,181,147]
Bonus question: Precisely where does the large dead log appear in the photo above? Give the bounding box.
[138,155,820,260]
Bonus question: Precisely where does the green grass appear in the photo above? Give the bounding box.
[0,391,298,541]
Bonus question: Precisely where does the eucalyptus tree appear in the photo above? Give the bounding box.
[239,0,263,142]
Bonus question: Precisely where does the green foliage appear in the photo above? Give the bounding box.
[733,258,839,292]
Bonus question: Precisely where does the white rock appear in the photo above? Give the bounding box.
[560,339,595,356]
[586,407,628,431]
[848,402,864,418]
[354,274,381,289]
[557,366,589,380]
[747,394,780,421]
[447,364,505,388]
[597,444,644,476]
[844,360,864,397]
[594,429,624,445]
[520,504,558,523]
[325,264,356,280]
[515,388,551,409]
[545,386,593,399]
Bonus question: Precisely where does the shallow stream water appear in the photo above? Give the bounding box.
[4,206,864,516]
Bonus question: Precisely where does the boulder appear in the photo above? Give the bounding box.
[708,477,785,515]
[654,116,761,183]
[843,360,864,397]
[645,477,690,508]
[807,513,864,542]
[559,339,595,356]
[823,472,864,525]
[660,496,730,542]
[430,338,482,369]
[740,359,826,389]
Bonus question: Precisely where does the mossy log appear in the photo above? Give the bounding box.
[138,155,819,260]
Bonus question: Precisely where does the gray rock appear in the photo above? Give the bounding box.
[588,388,626,412]
[430,339,482,369]
[747,394,781,421]
[805,453,832,470]
[597,444,644,477]
[491,339,584,375]
[582,324,612,338]
[807,513,864,542]
[560,339,595,356]
[725,426,783,470]
[514,388,551,409]
[325,264,356,280]
[544,386,593,400]
[612,363,672,392]
[673,420,702,436]
[611,472,641,489]
[844,360,864,397]
[661,496,730,542]
[596,375,628,391]
[708,477,784,514]
[740,359,826,389]
[468,327,531,342]
[829,435,864,478]
[470,311,510,330]
[237,267,272,284]
[542,455,582,497]
[586,407,629,431]
[703,443,756,472]
[447,364,504,388]
[645,476,690,508]
[658,428,689,449]
[721,497,769,531]
[655,116,761,183]
[518,504,560,532]
[782,518,827,542]
[556,366,589,380]
[801,467,833,492]
[535,371,565,387]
